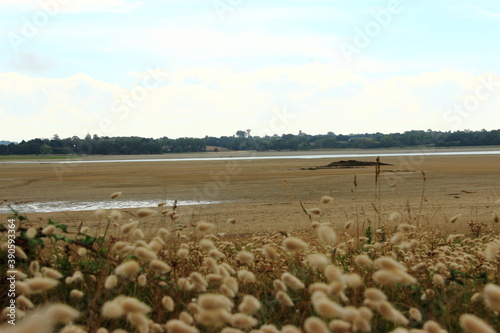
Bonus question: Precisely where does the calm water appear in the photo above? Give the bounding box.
[2,149,500,164]
[2,149,499,214]
[0,199,224,214]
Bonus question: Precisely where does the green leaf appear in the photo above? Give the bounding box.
[48,219,68,232]
[54,234,65,241]
[27,238,44,248]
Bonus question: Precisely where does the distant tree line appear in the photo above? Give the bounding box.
[1,129,500,155]
[0,134,206,155]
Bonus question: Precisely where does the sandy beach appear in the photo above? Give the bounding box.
[1,148,500,235]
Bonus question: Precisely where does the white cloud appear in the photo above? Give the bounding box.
[2,66,499,142]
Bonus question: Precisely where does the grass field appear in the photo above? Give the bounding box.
[1,150,500,332]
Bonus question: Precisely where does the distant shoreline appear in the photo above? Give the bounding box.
[1,145,500,162]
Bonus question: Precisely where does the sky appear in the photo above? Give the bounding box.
[1,0,500,142]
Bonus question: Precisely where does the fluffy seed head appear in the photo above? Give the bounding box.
[321,196,333,204]
[105,275,118,289]
[110,210,122,220]
[390,232,404,245]
[77,248,87,257]
[354,254,373,267]
[158,227,170,237]
[308,208,321,215]
[95,209,106,218]
[460,314,496,333]
[199,239,216,252]
[196,221,215,233]
[42,225,56,235]
[237,269,256,283]
[484,283,500,311]
[312,298,344,319]
[230,313,258,329]
[70,289,84,299]
[137,208,156,217]
[16,295,34,309]
[238,295,261,314]
[46,303,80,324]
[132,228,144,239]
[409,307,422,322]
[150,259,171,273]
[134,247,157,262]
[283,237,308,252]
[281,272,305,289]
[262,245,279,260]
[27,227,37,239]
[137,274,147,287]
[276,291,294,306]
[198,294,233,310]
[364,288,387,302]
[423,321,443,333]
[121,297,151,314]
[121,221,139,234]
[328,320,351,333]
[346,273,363,288]
[165,319,200,333]
[374,257,407,272]
[449,213,461,223]
[304,316,329,333]
[236,251,255,265]
[102,301,123,318]
[115,260,140,277]
[323,265,342,283]
[433,274,445,287]
[389,212,402,224]
[378,301,409,325]
[41,267,63,280]
[273,279,287,292]
[224,276,239,293]
[308,253,330,271]
[177,248,189,259]
[485,243,499,260]
[318,226,337,245]
[179,311,194,325]
[398,223,413,233]
[344,220,353,230]
[162,296,175,311]
[26,277,59,294]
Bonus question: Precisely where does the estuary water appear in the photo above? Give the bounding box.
[0,199,224,214]
[2,148,499,214]
[2,149,500,164]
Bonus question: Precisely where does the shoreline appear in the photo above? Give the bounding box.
[1,152,500,235]
[1,145,500,163]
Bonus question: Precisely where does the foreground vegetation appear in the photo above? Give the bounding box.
[1,191,500,333]
[2,128,500,155]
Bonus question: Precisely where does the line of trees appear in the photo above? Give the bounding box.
[1,129,500,155]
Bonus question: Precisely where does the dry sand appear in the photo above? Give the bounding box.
[1,148,500,236]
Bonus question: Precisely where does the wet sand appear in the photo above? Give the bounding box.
[1,148,500,235]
